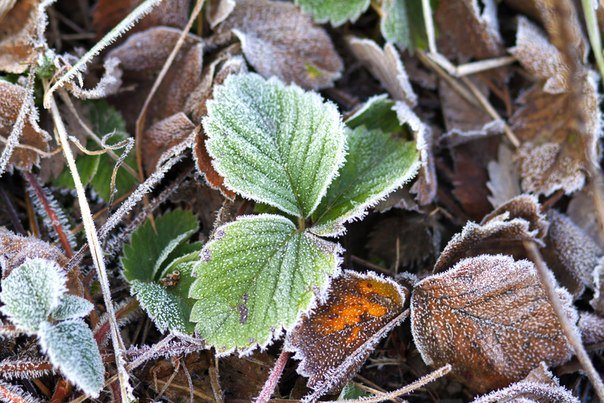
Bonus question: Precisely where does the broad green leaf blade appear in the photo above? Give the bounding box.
[346,95,399,133]
[0,258,66,332]
[39,319,104,398]
[295,0,370,27]
[51,295,94,321]
[131,252,199,334]
[203,73,346,218]
[122,209,199,282]
[311,127,420,236]
[189,214,342,354]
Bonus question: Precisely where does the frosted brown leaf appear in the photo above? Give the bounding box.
[143,113,196,175]
[0,0,39,73]
[217,0,343,90]
[411,254,574,393]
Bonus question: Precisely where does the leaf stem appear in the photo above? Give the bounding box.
[47,89,133,402]
[298,217,306,231]
[581,0,604,81]
[256,349,291,403]
[523,241,604,401]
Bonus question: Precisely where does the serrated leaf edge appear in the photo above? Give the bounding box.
[295,0,371,27]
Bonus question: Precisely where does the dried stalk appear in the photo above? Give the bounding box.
[255,350,291,403]
[47,89,133,402]
[523,241,604,402]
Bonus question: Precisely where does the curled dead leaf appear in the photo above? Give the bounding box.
[0,0,39,73]
[412,254,575,393]
[217,0,343,90]
[285,271,407,401]
[143,112,196,175]
[0,80,49,172]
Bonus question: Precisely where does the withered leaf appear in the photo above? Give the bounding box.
[434,195,547,273]
[217,0,343,90]
[206,0,236,28]
[435,0,505,62]
[143,112,196,175]
[285,271,407,401]
[578,311,604,347]
[0,0,39,73]
[0,80,50,172]
[542,210,602,298]
[193,128,236,200]
[411,254,575,393]
[92,0,190,37]
[347,38,417,106]
[486,144,521,208]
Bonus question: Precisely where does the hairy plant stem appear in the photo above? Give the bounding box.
[22,172,73,257]
[47,89,133,402]
[336,364,451,403]
[255,350,291,403]
[524,241,604,401]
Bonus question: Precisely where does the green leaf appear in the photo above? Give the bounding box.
[189,214,341,353]
[203,73,346,218]
[295,0,370,27]
[346,95,399,133]
[51,295,94,321]
[381,0,430,51]
[122,209,199,282]
[311,126,420,236]
[338,383,371,399]
[54,100,138,201]
[0,258,66,332]
[39,319,104,398]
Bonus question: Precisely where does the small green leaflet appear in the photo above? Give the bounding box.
[0,258,66,332]
[54,100,138,201]
[189,214,341,354]
[50,295,94,321]
[202,73,345,218]
[346,95,399,133]
[122,210,202,333]
[381,0,432,51]
[311,126,419,236]
[295,0,370,27]
[39,320,104,398]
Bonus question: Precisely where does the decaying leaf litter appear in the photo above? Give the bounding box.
[2,0,604,401]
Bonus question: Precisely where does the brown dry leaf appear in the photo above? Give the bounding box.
[471,362,578,402]
[217,0,343,90]
[193,128,236,201]
[0,228,82,296]
[106,27,203,125]
[285,271,407,401]
[220,352,273,400]
[486,144,521,208]
[434,195,547,273]
[206,0,236,28]
[435,0,505,62]
[542,210,602,298]
[92,0,190,37]
[0,0,39,73]
[411,254,575,393]
[347,38,417,106]
[578,312,604,346]
[567,188,604,249]
[510,2,599,197]
[591,259,604,315]
[0,81,49,172]
[143,112,196,175]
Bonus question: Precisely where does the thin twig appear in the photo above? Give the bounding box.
[47,88,133,402]
[421,0,437,54]
[335,364,451,403]
[523,241,604,401]
[256,350,291,403]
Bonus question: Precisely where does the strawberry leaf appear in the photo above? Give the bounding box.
[202,73,346,218]
[295,0,370,27]
[189,214,341,354]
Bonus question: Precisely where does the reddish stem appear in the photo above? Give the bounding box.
[256,350,291,403]
[22,172,73,257]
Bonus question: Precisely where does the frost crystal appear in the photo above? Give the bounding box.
[0,258,67,333]
[202,73,346,218]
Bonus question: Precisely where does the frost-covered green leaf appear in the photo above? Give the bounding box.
[0,258,66,332]
[381,0,430,51]
[203,73,345,218]
[54,100,138,201]
[346,95,399,133]
[295,0,370,27]
[122,209,199,282]
[51,295,94,321]
[311,126,419,236]
[39,319,104,398]
[130,252,198,334]
[189,214,341,354]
